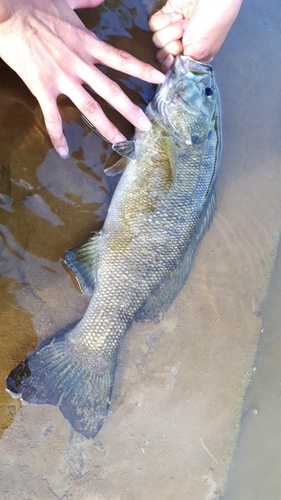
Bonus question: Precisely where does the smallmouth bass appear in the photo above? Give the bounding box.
[7,56,221,438]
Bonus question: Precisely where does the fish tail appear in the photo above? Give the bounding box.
[6,333,117,438]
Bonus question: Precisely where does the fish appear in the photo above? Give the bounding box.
[6,55,221,439]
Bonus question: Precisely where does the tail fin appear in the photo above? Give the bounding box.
[6,334,117,439]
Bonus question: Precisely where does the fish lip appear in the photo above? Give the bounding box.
[156,55,213,101]
[178,55,213,75]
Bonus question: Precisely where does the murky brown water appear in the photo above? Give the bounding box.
[0,0,281,498]
[0,0,155,436]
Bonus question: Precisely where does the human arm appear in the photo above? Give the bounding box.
[0,0,164,158]
[149,0,243,69]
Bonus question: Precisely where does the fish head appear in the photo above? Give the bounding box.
[151,55,220,145]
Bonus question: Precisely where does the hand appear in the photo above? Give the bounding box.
[0,0,164,158]
[149,0,243,70]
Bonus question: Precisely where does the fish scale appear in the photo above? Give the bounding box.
[6,55,221,438]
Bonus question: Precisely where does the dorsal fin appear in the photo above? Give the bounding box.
[63,232,100,294]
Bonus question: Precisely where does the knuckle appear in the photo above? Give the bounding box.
[48,131,63,142]
[127,105,142,123]
[165,41,182,56]
[44,112,59,127]
[107,81,121,98]
[117,49,132,66]
[186,42,210,62]
[152,32,162,48]
[83,99,100,115]
[44,113,62,140]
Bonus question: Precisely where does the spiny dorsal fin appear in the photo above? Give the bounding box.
[112,140,135,159]
[63,232,100,294]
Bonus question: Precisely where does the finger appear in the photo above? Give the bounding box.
[87,37,165,84]
[77,67,153,135]
[67,83,131,143]
[156,40,183,62]
[148,11,183,32]
[66,0,104,9]
[152,20,184,49]
[40,94,70,158]
[182,0,243,61]
[160,54,175,73]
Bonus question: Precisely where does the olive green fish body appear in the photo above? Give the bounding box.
[7,56,221,438]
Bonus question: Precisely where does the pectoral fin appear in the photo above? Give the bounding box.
[185,117,212,145]
[104,140,134,176]
[112,140,135,159]
[104,152,128,176]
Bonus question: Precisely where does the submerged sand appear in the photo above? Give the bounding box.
[0,0,281,498]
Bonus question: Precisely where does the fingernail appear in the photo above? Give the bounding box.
[138,116,152,132]
[152,69,165,83]
[114,133,127,143]
[56,146,69,159]
[161,55,174,71]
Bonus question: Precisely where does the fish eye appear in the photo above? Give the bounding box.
[205,87,214,97]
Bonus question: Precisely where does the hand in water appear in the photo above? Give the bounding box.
[149,0,243,70]
[0,0,164,158]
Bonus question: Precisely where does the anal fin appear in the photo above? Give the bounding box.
[64,232,100,294]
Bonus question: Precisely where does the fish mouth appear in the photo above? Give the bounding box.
[178,55,213,77]
[156,55,213,103]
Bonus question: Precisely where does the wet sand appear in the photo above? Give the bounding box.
[0,0,281,498]
[223,238,281,500]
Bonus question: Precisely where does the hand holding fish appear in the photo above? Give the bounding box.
[0,0,164,158]
[149,0,243,69]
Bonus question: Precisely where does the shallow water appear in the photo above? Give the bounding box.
[0,0,281,498]
[223,238,281,500]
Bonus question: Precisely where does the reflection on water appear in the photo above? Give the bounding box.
[0,0,281,498]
